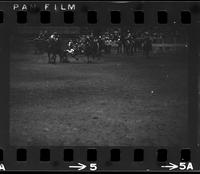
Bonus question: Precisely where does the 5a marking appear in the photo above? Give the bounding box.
[0,164,6,171]
[69,163,97,171]
[161,162,193,171]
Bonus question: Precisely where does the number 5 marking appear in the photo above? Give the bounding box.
[90,163,97,171]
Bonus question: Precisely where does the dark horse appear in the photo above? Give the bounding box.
[124,39,135,55]
[84,39,99,63]
[123,39,132,55]
[46,38,68,64]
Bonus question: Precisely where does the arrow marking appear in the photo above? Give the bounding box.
[69,163,87,171]
[161,162,178,170]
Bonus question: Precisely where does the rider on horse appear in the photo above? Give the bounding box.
[50,32,60,42]
[47,32,65,64]
[124,30,133,55]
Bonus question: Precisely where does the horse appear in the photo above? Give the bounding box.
[46,38,67,64]
[116,39,123,54]
[84,39,99,63]
[124,39,132,55]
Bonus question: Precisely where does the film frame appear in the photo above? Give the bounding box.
[0,1,199,172]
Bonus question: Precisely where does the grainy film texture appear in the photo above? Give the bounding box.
[9,25,189,146]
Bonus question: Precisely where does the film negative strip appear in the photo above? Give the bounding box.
[0,1,199,172]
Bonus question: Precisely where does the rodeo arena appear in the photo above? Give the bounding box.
[31,27,188,64]
[10,26,189,146]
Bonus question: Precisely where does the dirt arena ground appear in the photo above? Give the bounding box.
[10,51,188,146]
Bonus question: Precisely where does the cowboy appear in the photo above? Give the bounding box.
[50,32,59,41]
